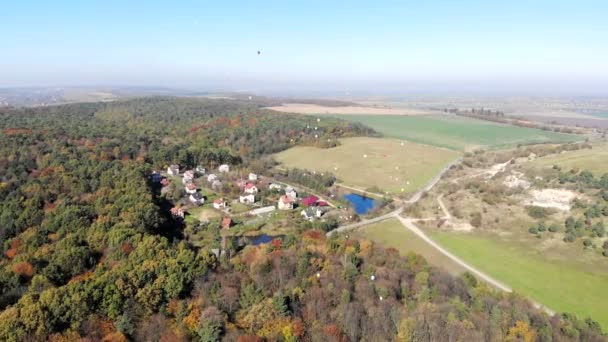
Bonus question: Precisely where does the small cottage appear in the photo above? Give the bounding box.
[285,186,297,200]
[170,207,185,219]
[207,174,218,183]
[167,164,180,176]
[185,182,198,194]
[302,195,319,207]
[222,217,232,230]
[218,164,230,173]
[182,170,195,184]
[189,192,204,205]
[301,207,323,220]
[239,193,256,205]
[213,198,227,209]
[248,173,258,181]
[243,182,258,194]
[278,195,294,210]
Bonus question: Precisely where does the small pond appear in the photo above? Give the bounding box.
[343,193,376,215]
[240,234,285,246]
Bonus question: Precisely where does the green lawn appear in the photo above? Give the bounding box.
[274,137,460,194]
[527,143,608,175]
[335,114,581,151]
[357,219,466,275]
[430,231,608,329]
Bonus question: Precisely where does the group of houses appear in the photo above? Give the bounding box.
[160,163,329,222]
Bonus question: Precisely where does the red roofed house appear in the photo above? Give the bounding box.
[222,217,232,230]
[170,207,184,219]
[278,195,294,210]
[317,200,329,207]
[302,195,319,207]
[185,182,198,194]
[243,182,258,194]
[213,198,227,209]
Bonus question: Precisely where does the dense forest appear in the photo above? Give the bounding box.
[0,98,605,341]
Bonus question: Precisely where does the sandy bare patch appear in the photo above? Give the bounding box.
[444,221,474,232]
[266,103,435,115]
[526,188,578,211]
[503,171,531,189]
[483,160,511,179]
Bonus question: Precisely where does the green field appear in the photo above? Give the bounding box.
[357,219,465,275]
[430,231,608,329]
[527,143,608,175]
[335,114,581,151]
[274,137,460,194]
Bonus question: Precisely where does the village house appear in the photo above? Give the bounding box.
[207,174,218,182]
[196,166,206,174]
[302,195,319,207]
[285,186,297,200]
[170,207,185,219]
[248,173,258,181]
[182,170,195,184]
[218,164,230,173]
[278,195,294,210]
[167,164,179,176]
[151,171,162,183]
[189,192,204,205]
[269,183,282,191]
[213,198,227,209]
[160,178,170,187]
[243,182,258,194]
[221,217,232,230]
[185,182,198,194]
[239,193,256,205]
[301,207,324,220]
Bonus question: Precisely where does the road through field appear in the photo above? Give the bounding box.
[328,157,555,315]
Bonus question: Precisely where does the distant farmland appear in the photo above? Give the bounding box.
[334,114,581,151]
[274,137,459,194]
[527,143,608,175]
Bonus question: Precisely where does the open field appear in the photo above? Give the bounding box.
[333,114,581,151]
[267,103,437,115]
[357,219,465,275]
[274,137,460,194]
[430,231,608,329]
[526,143,608,175]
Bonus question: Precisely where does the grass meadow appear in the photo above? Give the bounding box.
[274,137,460,194]
[430,231,608,329]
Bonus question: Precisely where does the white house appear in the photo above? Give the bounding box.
[196,166,206,174]
[207,174,218,183]
[239,193,256,205]
[301,207,323,220]
[243,182,258,194]
[285,186,297,200]
[182,170,195,184]
[185,182,198,194]
[167,164,179,176]
[218,164,230,173]
[248,173,258,181]
[269,183,282,191]
[278,195,294,210]
[213,198,227,209]
[189,192,205,205]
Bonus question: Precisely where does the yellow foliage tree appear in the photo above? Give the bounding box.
[506,320,537,342]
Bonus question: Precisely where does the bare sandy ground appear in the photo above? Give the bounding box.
[266,103,436,115]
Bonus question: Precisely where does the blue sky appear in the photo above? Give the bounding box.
[1,0,607,94]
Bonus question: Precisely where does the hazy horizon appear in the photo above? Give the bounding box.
[2,1,608,95]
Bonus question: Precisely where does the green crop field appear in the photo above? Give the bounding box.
[274,137,460,194]
[334,114,581,151]
[430,231,608,329]
[527,143,608,175]
[357,219,465,275]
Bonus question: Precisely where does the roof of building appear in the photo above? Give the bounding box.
[190,192,203,200]
[302,195,319,206]
[186,183,197,190]
[213,198,225,204]
[222,217,232,228]
[244,182,256,189]
[280,195,294,204]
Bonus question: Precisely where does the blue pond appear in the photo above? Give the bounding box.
[248,234,283,246]
[343,193,376,215]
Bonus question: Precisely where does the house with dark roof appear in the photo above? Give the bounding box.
[189,192,204,205]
